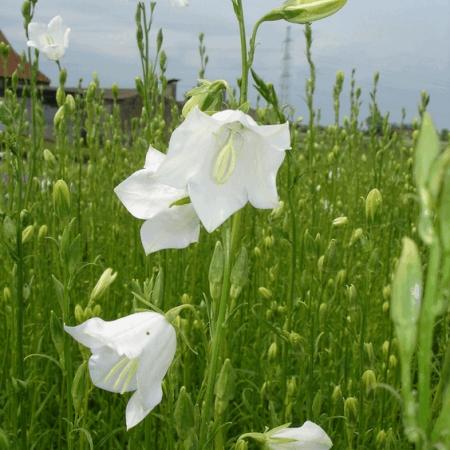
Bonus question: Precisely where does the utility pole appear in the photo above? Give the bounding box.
[280,26,292,106]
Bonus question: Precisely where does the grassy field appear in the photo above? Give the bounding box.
[0,2,449,450]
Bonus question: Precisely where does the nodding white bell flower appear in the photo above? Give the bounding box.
[267,421,333,450]
[65,312,176,430]
[156,107,291,233]
[115,146,200,254]
[27,16,70,61]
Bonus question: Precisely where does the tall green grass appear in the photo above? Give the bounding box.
[0,2,448,450]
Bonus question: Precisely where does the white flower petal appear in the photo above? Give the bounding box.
[64,317,108,350]
[212,109,258,127]
[144,146,166,172]
[243,131,286,209]
[63,28,71,48]
[114,169,185,220]
[27,23,48,48]
[47,15,64,35]
[125,390,156,430]
[65,312,164,359]
[186,129,249,231]
[156,107,221,189]
[249,121,291,151]
[42,44,65,61]
[136,318,176,410]
[140,204,200,254]
[270,421,333,450]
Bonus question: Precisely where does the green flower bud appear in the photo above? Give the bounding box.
[287,377,298,397]
[263,0,347,24]
[38,224,48,241]
[312,389,322,417]
[59,68,67,86]
[332,216,348,227]
[332,384,342,404]
[376,430,386,448]
[364,342,375,363]
[53,179,71,214]
[270,200,285,219]
[53,106,65,128]
[181,293,192,304]
[264,235,274,248]
[174,387,195,440]
[346,284,357,302]
[3,287,11,303]
[258,287,272,299]
[230,247,249,300]
[344,397,358,422]
[56,87,66,107]
[182,79,228,118]
[317,255,325,272]
[209,241,224,301]
[43,148,57,165]
[74,304,84,323]
[21,224,34,244]
[365,188,383,221]
[156,28,164,53]
[215,359,235,416]
[89,268,117,303]
[362,369,377,394]
[381,340,390,356]
[21,1,31,21]
[268,342,278,362]
[391,237,422,358]
[111,83,119,101]
[289,331,301,347]
[65,94,76,113]
[84,306,93,320]
[382,285,391,301]
[349,227,364,246]
[389,354,398,369]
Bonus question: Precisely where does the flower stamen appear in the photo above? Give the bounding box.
[104,357,139,393]
[212,133,237,184]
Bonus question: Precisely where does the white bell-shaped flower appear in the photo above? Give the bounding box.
[156,107,291,232]
[267,421,333,450]
[27,16,70,61]
[115,146,200,254]
[65,312,176,429]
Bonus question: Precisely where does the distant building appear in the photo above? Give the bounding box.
[1,30,180,139]
[0,30,50,89]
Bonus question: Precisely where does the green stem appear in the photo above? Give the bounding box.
[198,224,232,448]
[198,4,249,444]
[417,241,441,435]
[235,0,248,105]
[16,210,27,450]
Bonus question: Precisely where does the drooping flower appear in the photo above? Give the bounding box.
[115,146,200,254]
[27,15,70,61]
[65,311,176,429]
[263,0,347,24]
[156,108,290,232]
[267,421,333,449]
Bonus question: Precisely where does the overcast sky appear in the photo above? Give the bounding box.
[2,0,450,128]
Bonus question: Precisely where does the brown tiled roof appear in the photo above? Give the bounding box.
[0,30,50,84]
